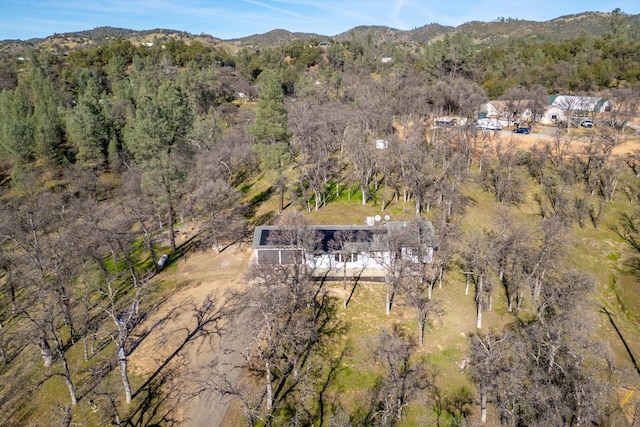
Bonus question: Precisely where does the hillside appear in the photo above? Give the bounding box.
[1,11,639,54]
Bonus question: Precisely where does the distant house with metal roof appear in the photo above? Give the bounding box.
[540,95,613,124]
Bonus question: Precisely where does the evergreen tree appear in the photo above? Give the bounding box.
[67,77,109,168]
[247,69,292,213]
[0,86,35,165]
[124,81,194,252]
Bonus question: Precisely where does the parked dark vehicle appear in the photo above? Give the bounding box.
[513,127,531,134]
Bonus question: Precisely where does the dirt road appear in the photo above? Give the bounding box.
[129,244,252,426]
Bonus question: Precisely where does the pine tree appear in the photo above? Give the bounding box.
[247,69,292,213]
[124,80,194,252]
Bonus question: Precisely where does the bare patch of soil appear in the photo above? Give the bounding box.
[129,243,252,426]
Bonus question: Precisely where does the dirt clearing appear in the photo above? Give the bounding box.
[129,243,252,426]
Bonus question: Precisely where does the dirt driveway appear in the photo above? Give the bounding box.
[130,243,252,426]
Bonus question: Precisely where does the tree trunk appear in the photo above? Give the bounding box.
[465,273,471,295]
[0,340,6,365]
[53,330,77,405]
[265,359,273,411]
[118,347,132,404]
[279,180,285,213]
[343,265,347,309]
[83,335,89,362]
[476,275,484,329]
[480,389,487,423]
[61,356,78,405]
[385,275,392,315]
[517,290,524,311]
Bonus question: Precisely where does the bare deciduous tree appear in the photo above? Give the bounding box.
[366,325,430,425]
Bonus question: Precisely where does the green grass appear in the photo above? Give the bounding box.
[243,160,640,424]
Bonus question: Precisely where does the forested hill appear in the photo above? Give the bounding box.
[1,10,639,52]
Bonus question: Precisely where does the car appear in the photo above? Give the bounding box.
[476,122,502,131]
[158,254,169,267]
[580,120,594,128]
[513,127,531,134]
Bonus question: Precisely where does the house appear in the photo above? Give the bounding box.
[251,221,436,278]
[482,95,613,126]
[381,57,393,63]
[540,95,613,124]
[480,101,531,127]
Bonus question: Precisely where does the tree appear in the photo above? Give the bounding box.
[482,142,526,205]
[469,331,510,423]
[0,187,82,407]
[366,325,429,425]
[192,178,244,252]
[242,258,346,423]
[328,229,365,308]
[429,78,487,118]
[461,233,491,329]
[247,69,292,214]
[374,223,415,316]
[526,85,550,124]
[500,85,530,125]
[66,76,109,168]
[554,95,583,134]
[344,123,377,206]
[28,66,66,164]
[0,86,35,165]
[124,80,194,253]
[402,275,443,346]
[527,217,567,303]
[470,270,617,426]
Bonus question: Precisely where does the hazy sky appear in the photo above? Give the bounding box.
[1,0,638,41]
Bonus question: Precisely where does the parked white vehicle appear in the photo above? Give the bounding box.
[476,118,502,130]
[158,254,169,267]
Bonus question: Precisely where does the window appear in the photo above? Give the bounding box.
[335,253,358,262]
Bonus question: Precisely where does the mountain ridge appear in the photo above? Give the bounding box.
[1,11,638,53]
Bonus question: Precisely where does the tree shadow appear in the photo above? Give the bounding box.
[131,295,237,403]
[124,361,183,427]
[249,186,275,207]
[601,306,640,377]
[345,267,367,308]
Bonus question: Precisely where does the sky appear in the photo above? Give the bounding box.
[1,0,639,41]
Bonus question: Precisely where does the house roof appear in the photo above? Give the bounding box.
[252,221,436,253]
[548,95,611,112]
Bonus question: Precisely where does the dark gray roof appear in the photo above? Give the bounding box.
[252,221,436,253]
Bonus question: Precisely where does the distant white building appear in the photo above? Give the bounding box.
[540,95,613,124]
[375,139,389,149]
[482,95,613,125]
